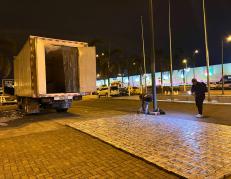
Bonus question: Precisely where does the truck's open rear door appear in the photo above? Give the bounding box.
[78,47,96,93]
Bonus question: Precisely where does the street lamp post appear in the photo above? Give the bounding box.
[221,35,231,95]
[107,43,111,97]
[193,49,199,79]
[149,0,158,111]
[222,39,224,95]
[168,0,174,98]
[202,0,211,101]
[182,59,188,92]
[141,16,147,94]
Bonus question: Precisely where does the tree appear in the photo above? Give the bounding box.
[0,37,17,79]
[173,48,186,70]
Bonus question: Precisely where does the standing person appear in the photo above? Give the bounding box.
[191,78,208,118]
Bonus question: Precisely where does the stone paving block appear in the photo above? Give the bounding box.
[68,114,231,178]
[0,126,177,178]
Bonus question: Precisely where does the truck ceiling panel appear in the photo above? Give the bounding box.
[30,35,88,47]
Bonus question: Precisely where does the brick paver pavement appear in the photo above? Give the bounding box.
[68,114,231,178]
[0,124,178,178]
[2,99,231,178]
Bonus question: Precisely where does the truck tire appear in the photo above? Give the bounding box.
[21,97,40,114]
[56,108,68,113]
[17,97,23,110]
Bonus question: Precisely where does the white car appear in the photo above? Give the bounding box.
[216,75,231,89]
[110,86,120,96]
[217,81,231,89]
[210,82,217,90]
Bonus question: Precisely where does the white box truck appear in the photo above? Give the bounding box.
[14,36,96,113]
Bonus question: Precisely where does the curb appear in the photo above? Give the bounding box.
[112,97,231,106]
[0,105,17,111]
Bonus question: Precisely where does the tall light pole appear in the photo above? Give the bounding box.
[221,35,231,95]
[222,39,224,95]
[141,16,147,94]
[193,49,199,79]
[168,0,174,98]
[149,0,158,111]
[182,59,188,92]
[107,43,111,96]
[202,0,211,101]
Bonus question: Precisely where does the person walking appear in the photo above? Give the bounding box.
[191,78,208,118]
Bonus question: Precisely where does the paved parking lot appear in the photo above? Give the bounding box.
[1,99,231,178]
[0,126,179,178]
[0,100,181,179]
[68,114,231,178]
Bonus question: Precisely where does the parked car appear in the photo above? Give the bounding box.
[127,86,141,95]
[98,87,109,97]
[210,82,217,90]
[217,81,231,89]
[110,86,120,96]
[216,75,231,89]
[119,87,128,96]
[131,87,141,95]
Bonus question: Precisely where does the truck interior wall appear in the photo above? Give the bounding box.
[45,46,65,93]
[62,46,79,93]
[45,45,79,94]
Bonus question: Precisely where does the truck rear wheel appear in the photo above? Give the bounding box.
[56,108,68,113]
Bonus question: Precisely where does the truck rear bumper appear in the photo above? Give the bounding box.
[51,99,72,109]
[39,93,83,101]
[38,93,81,98]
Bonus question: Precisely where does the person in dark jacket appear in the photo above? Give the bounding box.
[139,93,152,114]
[191,78,207,118]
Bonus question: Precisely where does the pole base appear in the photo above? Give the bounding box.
[137,109,166,115]
[150,108,166,115]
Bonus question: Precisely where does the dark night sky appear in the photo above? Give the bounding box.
[0,0,231,67]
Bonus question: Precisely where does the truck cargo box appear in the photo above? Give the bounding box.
[14,36,96,98]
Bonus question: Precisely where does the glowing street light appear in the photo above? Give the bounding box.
[194,49,199,54]
[182,59,187,65]
[102,53,105,56]
[226,35,231,42]
[96,54,99,58]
